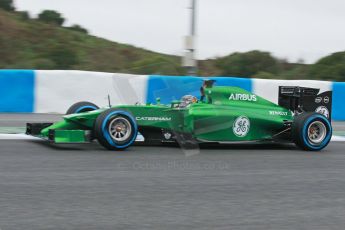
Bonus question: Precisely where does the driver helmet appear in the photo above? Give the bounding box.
[180,95,197,108]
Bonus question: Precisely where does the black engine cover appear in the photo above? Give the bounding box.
[278,86,332,121]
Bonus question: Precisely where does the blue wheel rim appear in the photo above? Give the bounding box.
[75,106,98,113]
[101,111,138,149]
[301,114,332,150]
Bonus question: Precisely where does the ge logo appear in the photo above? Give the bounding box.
[315,106,329,118]
[233,116,250,137]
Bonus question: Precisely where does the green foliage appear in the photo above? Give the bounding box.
[48,45,79,69]
[67,24,88,34]
[33,58,56,69]
[131,57,185,75]
[0,0,14,11]
[271,60,309,80]
[215,50,279,77]
[38,10,65,26]
[0,9,184,74]
[308,52,345,81]
[17,11,30,20]
[1,10,345,80]
[253,71,276,79]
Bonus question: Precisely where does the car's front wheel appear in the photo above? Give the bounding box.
[94,109,138,150]
[66,101,99,115]
[292,112,332,151]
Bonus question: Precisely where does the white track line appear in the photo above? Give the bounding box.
[331,136,345,142]
[0,134,344,142]
[0,134,145,141]
[0,134,41,140]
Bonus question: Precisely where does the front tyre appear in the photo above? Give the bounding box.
[66,101,99,115]
[94,109,138,150]
[292,112,332,151]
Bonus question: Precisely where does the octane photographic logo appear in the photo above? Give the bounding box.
[229,93,257,102]
[233,116,250,137]
[315,106,329,118]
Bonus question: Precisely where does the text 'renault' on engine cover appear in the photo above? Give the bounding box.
[278,86,332,121]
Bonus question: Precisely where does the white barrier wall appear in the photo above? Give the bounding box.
[34,71,148,113]
[2,70,344,120]
[252,79,332,104]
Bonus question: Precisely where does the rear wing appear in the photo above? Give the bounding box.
[278,86,332,121]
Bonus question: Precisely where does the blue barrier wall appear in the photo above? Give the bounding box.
[0,70,35,112]
[332,82,345,120]
[0,70,345,120]
[146,75,252,104]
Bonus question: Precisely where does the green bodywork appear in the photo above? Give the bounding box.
[39,86,293,143]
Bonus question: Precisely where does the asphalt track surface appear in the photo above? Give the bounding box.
[1,114,345,230]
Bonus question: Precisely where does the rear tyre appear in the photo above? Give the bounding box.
[94,109,138,150]
[292,112,332,151]
[66,101,99,115]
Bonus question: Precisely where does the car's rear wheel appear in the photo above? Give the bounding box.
[66,101,99,115]
[292,112,332,151]
[94,109,138,150]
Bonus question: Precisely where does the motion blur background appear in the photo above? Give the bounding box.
[2,3,345,230]
[1,0,345,80]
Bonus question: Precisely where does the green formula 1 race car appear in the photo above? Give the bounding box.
[26,81,333,151]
